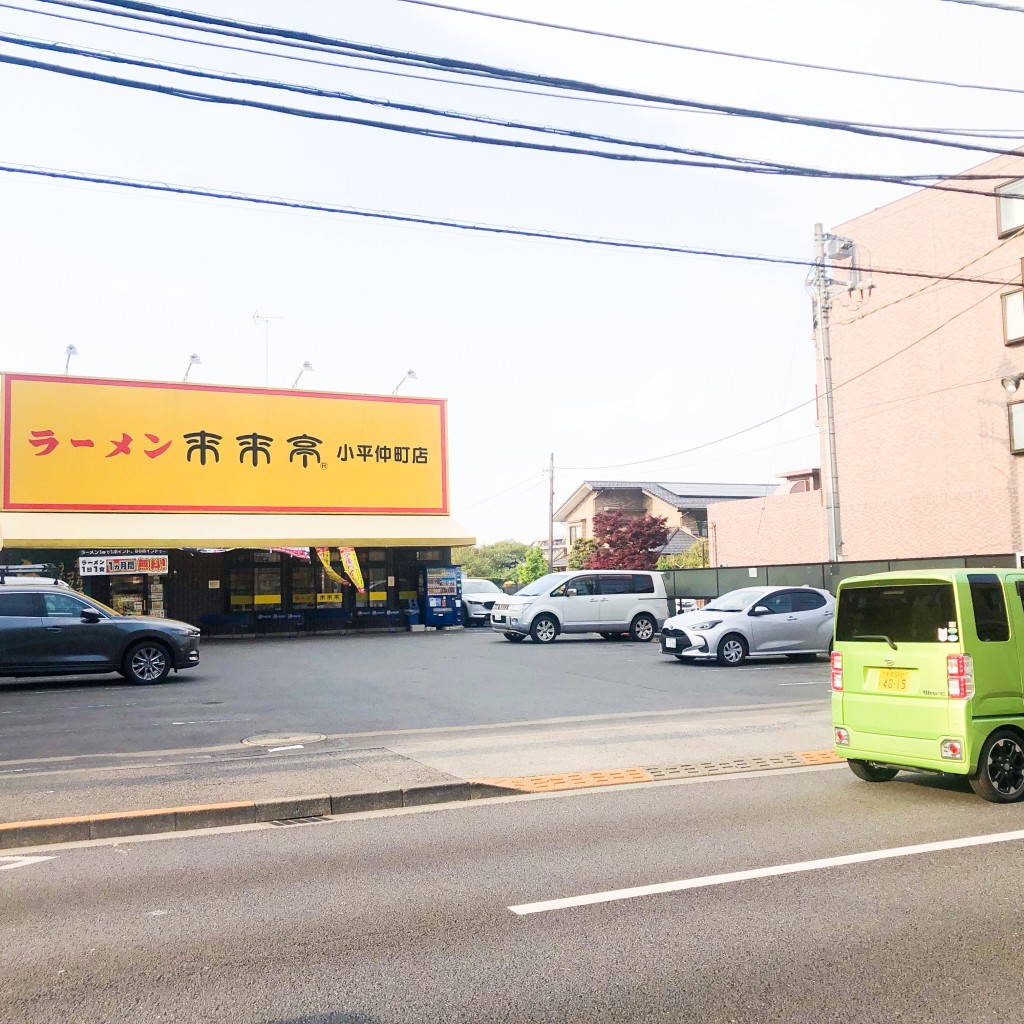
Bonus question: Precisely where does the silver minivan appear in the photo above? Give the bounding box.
[489,570,670,644]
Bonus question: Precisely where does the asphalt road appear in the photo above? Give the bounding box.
[0,629,831,770]
[4,763,1024,1023]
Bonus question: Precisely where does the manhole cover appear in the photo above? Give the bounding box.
[241,732,327,747]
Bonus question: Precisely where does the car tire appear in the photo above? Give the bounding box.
[970,728,1024,803]
[503,632,526,642]
[847,759,899,783]
[122,640,171,684]
[461,604,470,627]
[716,634,748,667]
[530,615,559,644]
[629,614,657,643]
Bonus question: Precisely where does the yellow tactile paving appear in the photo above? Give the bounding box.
[473,767,654,793]
[796,749,845,765]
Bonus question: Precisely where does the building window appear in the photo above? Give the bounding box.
[997,178,1024,237]
[1009,401,1024,454]
[568,524,581,545]
[1004,290,1024,345]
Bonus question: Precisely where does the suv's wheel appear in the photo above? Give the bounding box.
[122,640,171,684]
[716,634,748,667]
[847,759,899,783]
[970,728,1024,803]
[530,615,559,644]
[460,604,470,627]
[503,632,526,642]
[629,614,656,643]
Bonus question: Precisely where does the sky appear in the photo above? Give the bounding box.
[0,0,1018,544]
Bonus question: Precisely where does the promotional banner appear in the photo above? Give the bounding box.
[315,547,348,587]
[338,546,365,594]
[2,374,447,514]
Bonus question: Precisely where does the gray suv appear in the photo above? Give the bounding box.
[0,568,200,684]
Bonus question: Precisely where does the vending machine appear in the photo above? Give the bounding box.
[420,565,462,628]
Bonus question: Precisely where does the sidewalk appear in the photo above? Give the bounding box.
[0,740,842,850]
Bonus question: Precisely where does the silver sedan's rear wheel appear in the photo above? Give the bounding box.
[122,641,171,684]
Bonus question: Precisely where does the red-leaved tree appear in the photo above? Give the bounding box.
[584,511,669,570]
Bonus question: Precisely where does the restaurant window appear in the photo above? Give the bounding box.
[253,551,282,612]
[227,551,254,612]
[292,562,316,609]
[1004,290,1024,345]
[997,178,1024,237]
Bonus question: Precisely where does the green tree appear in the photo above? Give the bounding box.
[657,538,710,570]
[515,545,548,584]
[567,537,598,569]
[452,540,529,579]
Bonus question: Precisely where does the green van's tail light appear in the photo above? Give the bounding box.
[830,651,843,691]
[834,726,850,746]
[947,654,975,699]
[940,739,964,760]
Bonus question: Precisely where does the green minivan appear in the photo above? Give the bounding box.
[832,569,1024,803]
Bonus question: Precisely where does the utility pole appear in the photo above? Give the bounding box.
[252,311,282,386]
[547,452,555,572]
[810,223,871,563]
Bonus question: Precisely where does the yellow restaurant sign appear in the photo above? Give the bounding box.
[1,375,448,514]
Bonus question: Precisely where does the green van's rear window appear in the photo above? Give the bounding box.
[836,583,957,644]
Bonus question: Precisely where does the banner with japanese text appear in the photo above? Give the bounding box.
[338,546,365,594]
[2,375,448,514]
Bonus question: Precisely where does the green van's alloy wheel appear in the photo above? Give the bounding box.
[503,632,526,642]
[530,615,559,644]
[847,759,899,783]
[970,729,1024,803]
[716,634,748,667]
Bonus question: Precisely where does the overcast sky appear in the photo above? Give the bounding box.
[0,0,1015,543]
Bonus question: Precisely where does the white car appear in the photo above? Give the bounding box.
[460,578,504,625]
[660,585,835,666]
[490,570,669,644]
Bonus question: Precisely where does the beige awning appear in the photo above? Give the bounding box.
[0,512,475,549]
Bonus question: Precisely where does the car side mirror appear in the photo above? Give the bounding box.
[566,588,578,597]
[751,605,771,616]
[80,609,102,623]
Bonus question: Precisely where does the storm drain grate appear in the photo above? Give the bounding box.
[644,753,806,781]
[269,816,331,827]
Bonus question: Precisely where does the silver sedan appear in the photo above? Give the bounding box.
[660,585,835,666]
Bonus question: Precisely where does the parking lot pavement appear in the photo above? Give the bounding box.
[0,630,833,841]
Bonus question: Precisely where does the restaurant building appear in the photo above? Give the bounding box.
[0,374,474,634]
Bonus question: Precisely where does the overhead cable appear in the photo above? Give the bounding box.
[26,0,1024,156]
[396,0,1024,100]
[4,34,1020,189]
[1,162,1018,288]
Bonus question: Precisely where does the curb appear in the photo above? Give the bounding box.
[0,751,844,850]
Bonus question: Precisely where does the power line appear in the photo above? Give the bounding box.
[5,33,1020,189]
[1,161,1018,287]
[0,1,728,119]
[936,0,1024,10]
[396,0,1024,101]
[27,0,1024,157]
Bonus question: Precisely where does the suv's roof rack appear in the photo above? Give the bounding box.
[0,563,62,584]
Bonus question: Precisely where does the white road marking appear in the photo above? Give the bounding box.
[267,744,304,751]
[0,855,56,871]
[508,828,1024,915]
[778,682,825,687]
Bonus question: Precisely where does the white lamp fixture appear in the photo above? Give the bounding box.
[183,353,201,381]
[292,361,314,389]
[1002,373,1024,395]
[392,369,417,394]
[63,344,78,374]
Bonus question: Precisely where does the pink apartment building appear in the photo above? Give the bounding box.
[710,151,1024,566]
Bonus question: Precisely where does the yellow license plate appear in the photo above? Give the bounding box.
[877,668,910,691]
